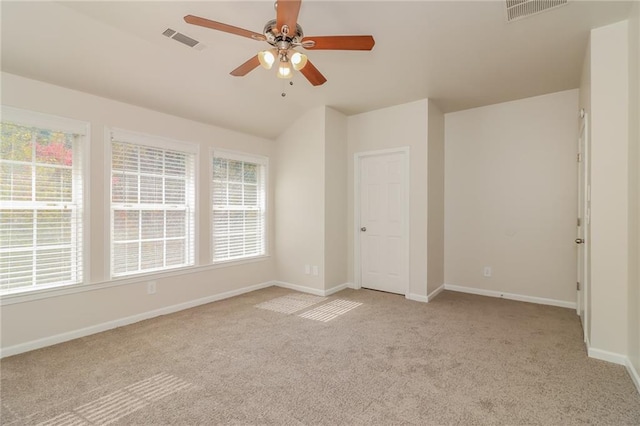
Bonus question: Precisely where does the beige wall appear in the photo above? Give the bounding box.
[347,100,430,299]
[427,100,445,296]
[324,107,348,289]
[274,106,348,293]
[1,72,276,351]
[590,21,629,357]
[628,1,640,374]
[445,90,579,304]
[274,107,326,291]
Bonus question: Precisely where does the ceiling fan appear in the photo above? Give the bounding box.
[184,0,375,86]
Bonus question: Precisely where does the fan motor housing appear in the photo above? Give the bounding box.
[263,19,304,47]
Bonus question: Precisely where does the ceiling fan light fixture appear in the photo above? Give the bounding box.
[290,51,308,71]
[276,61,293,79]
[258,50,276,69]
[183,0,374,87]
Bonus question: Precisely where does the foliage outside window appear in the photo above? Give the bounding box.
[0,111,85,293]
[212,151,267,262]
[110,133,196,277]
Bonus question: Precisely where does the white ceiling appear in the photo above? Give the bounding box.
[0,1,634,139]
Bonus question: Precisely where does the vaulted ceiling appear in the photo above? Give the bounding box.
[1,1,634,139]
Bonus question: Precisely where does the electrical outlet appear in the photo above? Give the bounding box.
[483,266,492,278]
[147,281,157,294]
[305,264,311,275]
[312,266,319,276]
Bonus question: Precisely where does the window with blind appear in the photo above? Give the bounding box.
[212,150,267,262]
[110,130,196,277]
[0,108,87,294]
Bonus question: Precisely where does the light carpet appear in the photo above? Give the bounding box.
[1,287,639,425]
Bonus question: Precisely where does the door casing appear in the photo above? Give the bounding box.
[577,110,591,343]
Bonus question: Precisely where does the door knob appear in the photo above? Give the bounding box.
[361,227,367,232]
[575,238,584,244]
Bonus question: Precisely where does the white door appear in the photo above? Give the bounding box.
[357,151,408,295]
[576,110,590,341]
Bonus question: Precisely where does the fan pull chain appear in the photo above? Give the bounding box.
[281,80,294,97]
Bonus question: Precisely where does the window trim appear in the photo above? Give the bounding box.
[106,127,199,279]
[0,105,91,294]
[210,148,269,264]
[1,106,90,135]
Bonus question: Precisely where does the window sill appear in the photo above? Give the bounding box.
[0,255,271,306]
[212,255,270,267]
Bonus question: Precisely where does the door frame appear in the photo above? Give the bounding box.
[577,109,590,343]
[353,147,410,295]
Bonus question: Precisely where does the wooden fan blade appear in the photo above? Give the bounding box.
[276,0,301,35]
[302,35,375,50]
[230,55,261,76]
[184,15,265,41]
[299,60,327,86]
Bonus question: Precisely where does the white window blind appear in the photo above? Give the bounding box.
[212,151,267,262]
[0,113,85,293]
[110,134,195,277]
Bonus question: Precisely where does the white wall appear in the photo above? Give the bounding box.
[590,21,630,357]
[347,100,430,299]
[0,73,276,353]
[324,108,348,289]
[274,107,326,291]
[427,100,445,296]
[445,90,579,305]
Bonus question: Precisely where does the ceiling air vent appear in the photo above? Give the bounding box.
[505,0,568,22]
[162,28,206,50]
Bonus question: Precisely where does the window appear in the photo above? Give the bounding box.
[0,107,87,293]
[110,130,196,277]
[212,150,267,262]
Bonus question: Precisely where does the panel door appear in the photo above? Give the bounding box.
[359,152,407,295]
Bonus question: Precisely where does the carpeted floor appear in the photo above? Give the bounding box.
[1,287,639,425]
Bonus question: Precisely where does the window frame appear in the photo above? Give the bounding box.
[107,128,198,279]
[210,148,269,264]
[0,105,90,295]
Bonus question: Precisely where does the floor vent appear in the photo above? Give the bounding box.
[162,28,206,50]
[505,0,568,22]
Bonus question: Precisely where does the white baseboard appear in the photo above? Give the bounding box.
[443,284,576,309]
[406,293,428,303]
[273,281,326,296]
[405,285,445,303]
[0,280,274,359]
[626,358,640,395]
[273,281,350,297]
[325,283,350,296]
[587,346,627,366]
[427,285,445,302]
[586,344,639,395]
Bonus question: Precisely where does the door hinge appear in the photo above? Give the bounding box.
[577,153,582,162]
[577,282,581,291]
[577,217,581,227]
